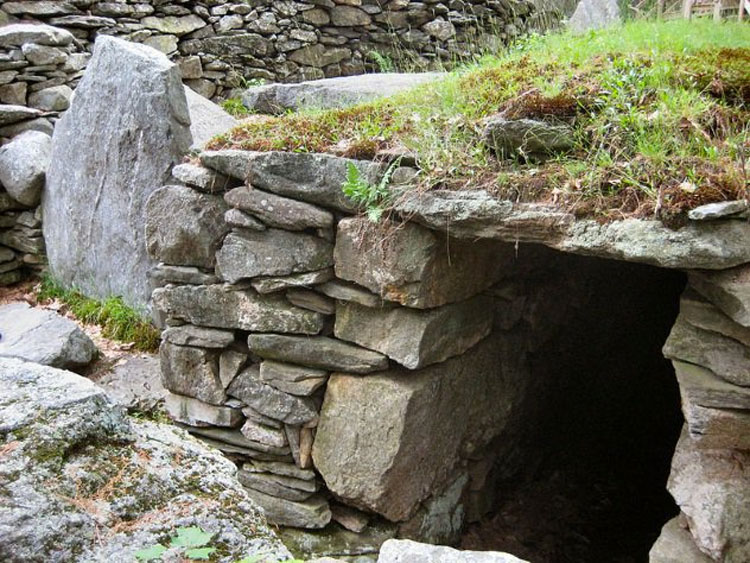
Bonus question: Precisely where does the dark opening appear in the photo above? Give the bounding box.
[462,248,686,563]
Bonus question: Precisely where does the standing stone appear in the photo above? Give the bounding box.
[334,296,493,369]
[43,36,192,310]
[0,130,51,207]
[145,185,229,269]
[184,86,238,150]
[569,0,621,33]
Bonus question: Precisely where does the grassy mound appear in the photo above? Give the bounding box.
[210,20,750,222]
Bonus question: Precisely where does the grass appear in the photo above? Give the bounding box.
[208,19,750,222]
[36,275,160,352]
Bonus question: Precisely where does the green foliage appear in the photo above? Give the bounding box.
[134,545,167,561]
[36,274,160,352]
[134,526,216,562]
[221,97,251,118]
[342,159,401,222]
[367,50,395,73]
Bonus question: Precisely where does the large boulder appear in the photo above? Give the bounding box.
[0,302,97,369]
[0,357,290,562]
[313,333,530,521]
[0,130,51,207]
[43,36,192,310]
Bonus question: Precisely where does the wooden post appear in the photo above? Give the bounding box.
[741,0,749,20]
[657,0,666,19]
[683,0,694,18]
[714,0,722,20]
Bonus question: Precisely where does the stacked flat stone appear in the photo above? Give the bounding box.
[1,0,537,100]
[0,24,84,285]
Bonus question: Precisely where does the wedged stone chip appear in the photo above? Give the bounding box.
[331,503,370,534]
[0,130,51,206]
[148,264,220,287]
[260,360,329,396]
[248,334,388,374]
[224,208,266,230]
[251,268,334,294]
[0,302,97,369]
[159,341,226,405]
[145,185,229,269]
[482,116,574,160]
[649,516,713,563]
[152,283,325,334]
[335,217,509,308]
[189,435,291,461]
[300,427,314,470]
[334,295,493,369]
[241,419,288,448]
[287,288,335,315]
[225,185,334,231]
[162,325,235,348]
[184,424,292,459]
[318,279,383,307]
[164,392,243,427]
[216,229,333,284]
[239,470,317,502]
[378,539,528,563]
[689,266,750,328]
[243,488,331,529]
[680,289,750,347]
[0,24,75,47]
[220,349,247,388]
[667,428,750,562]
[0,104,42,127]
[681,396,750,450]
[688,200,749,221]
[244,460,316,482]
[663,317,750,387]
[243,405,284,429]
[394,189,750,270]
[201,150,382,212]
[313,333,529,521]
[43,36,192,310]
[184,86,237,151]
[673,360,750,410]
[228,366,319,425]
[171,162,233,193]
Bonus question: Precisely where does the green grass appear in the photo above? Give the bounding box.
[36,275,160,352]
[211,20,750,222]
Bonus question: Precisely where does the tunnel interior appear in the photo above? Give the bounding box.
[461,246,687,563]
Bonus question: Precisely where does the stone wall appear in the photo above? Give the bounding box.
[1,0,538,100]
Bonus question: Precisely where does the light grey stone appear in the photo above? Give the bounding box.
[667,428,750,562]
[241,419,288,448]
[377,539,528,563]
[145,185,229,269]
[143,34,178,55]
[278,520,398,560]
[313,333,529,521]
[331,503,370,533]
[163,324,235,348]
[0,117,53,138]
[681,393,750,450]
[395,189,750,270]
[201,150,382,212]
[93,355,165,411]
[260,360,328,396]
[228,366,319,425]
[0,302,97,369]
[482,117,574,159]
[153,284,325,334]
[20,43,68,66]
[225,185,334,230]
[148,264,220,287]
[241,72,443,114]
[335,296,493,369]
[689,266,750,327]
[335,217,509,309]
[673,360,750,411]
[398,472,468,544]
[248,334,388,374]
[216,229,333,284]
[164,392,244,427]
[318,279,383,307]
[251,268,334,294]
[649,516,713,563]
[183,425,290,456]
[43,36,192,311]
[663,317,750,387]
[0,24,75,47]
[688,200,749,221]
[141,15,206,35]
[0,83,28,107]
[569,0,621,33]
[244,460,316,482]
[680,289,750,348]
[220,350,247,388]
[224,208,267,230]
[3,2,77,16]
[0,104,41,127]
[243,488,331,529]
[159,341,226,405]
[242,405,284,430]
[184,86,238,151]
[0,130,50,206]
[171,162,233,193]
[27,85,73,111]
[239,470,317,502]
[287,288,335,315]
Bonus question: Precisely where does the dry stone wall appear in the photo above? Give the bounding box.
[1,0,537,100]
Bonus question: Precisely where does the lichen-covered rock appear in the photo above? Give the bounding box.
[145,185,229,269]
[0,130,51,207]
[152,284,325,334]
[482,117,574,160]
[0,357,290,563]
[225,185,334,231]
[377,539,528,563]
[43,36,192,310]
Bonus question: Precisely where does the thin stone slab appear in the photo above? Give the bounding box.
[148,264,220,287]
[224,208,266,231]
[688,201,749,221]
[225,185,334,230]
[251,268,334,294]
[0,302,97,369]
[317,279,384,307]
[242,405,284,429]
[164,392,243,427]
[244,460,316,482]
[286,288,335,315]
[239,470,317,502]
[673,360,750,410]
[159,341,225,405]
[171,162,234,193]
[241,419,288,448]
[679,289,750,348]
[0,24,75,47]
[185,425,289,456]
[152,284,325,334]
[0,104,41,126]
[334,296,493,369]
[243,488,331,529]
[216,229,333,284]
[689,266,750,328]
[248,334,388,374]
[162,325,235,348]
[681,395,750,450]
[260,360,329,396]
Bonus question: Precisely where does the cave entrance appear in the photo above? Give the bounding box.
[462,246,687,563]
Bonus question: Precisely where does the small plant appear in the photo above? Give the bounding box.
[367,50,395,73]
[135,526,215,561]
[342,159,401,222]
[221,97,252,118]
